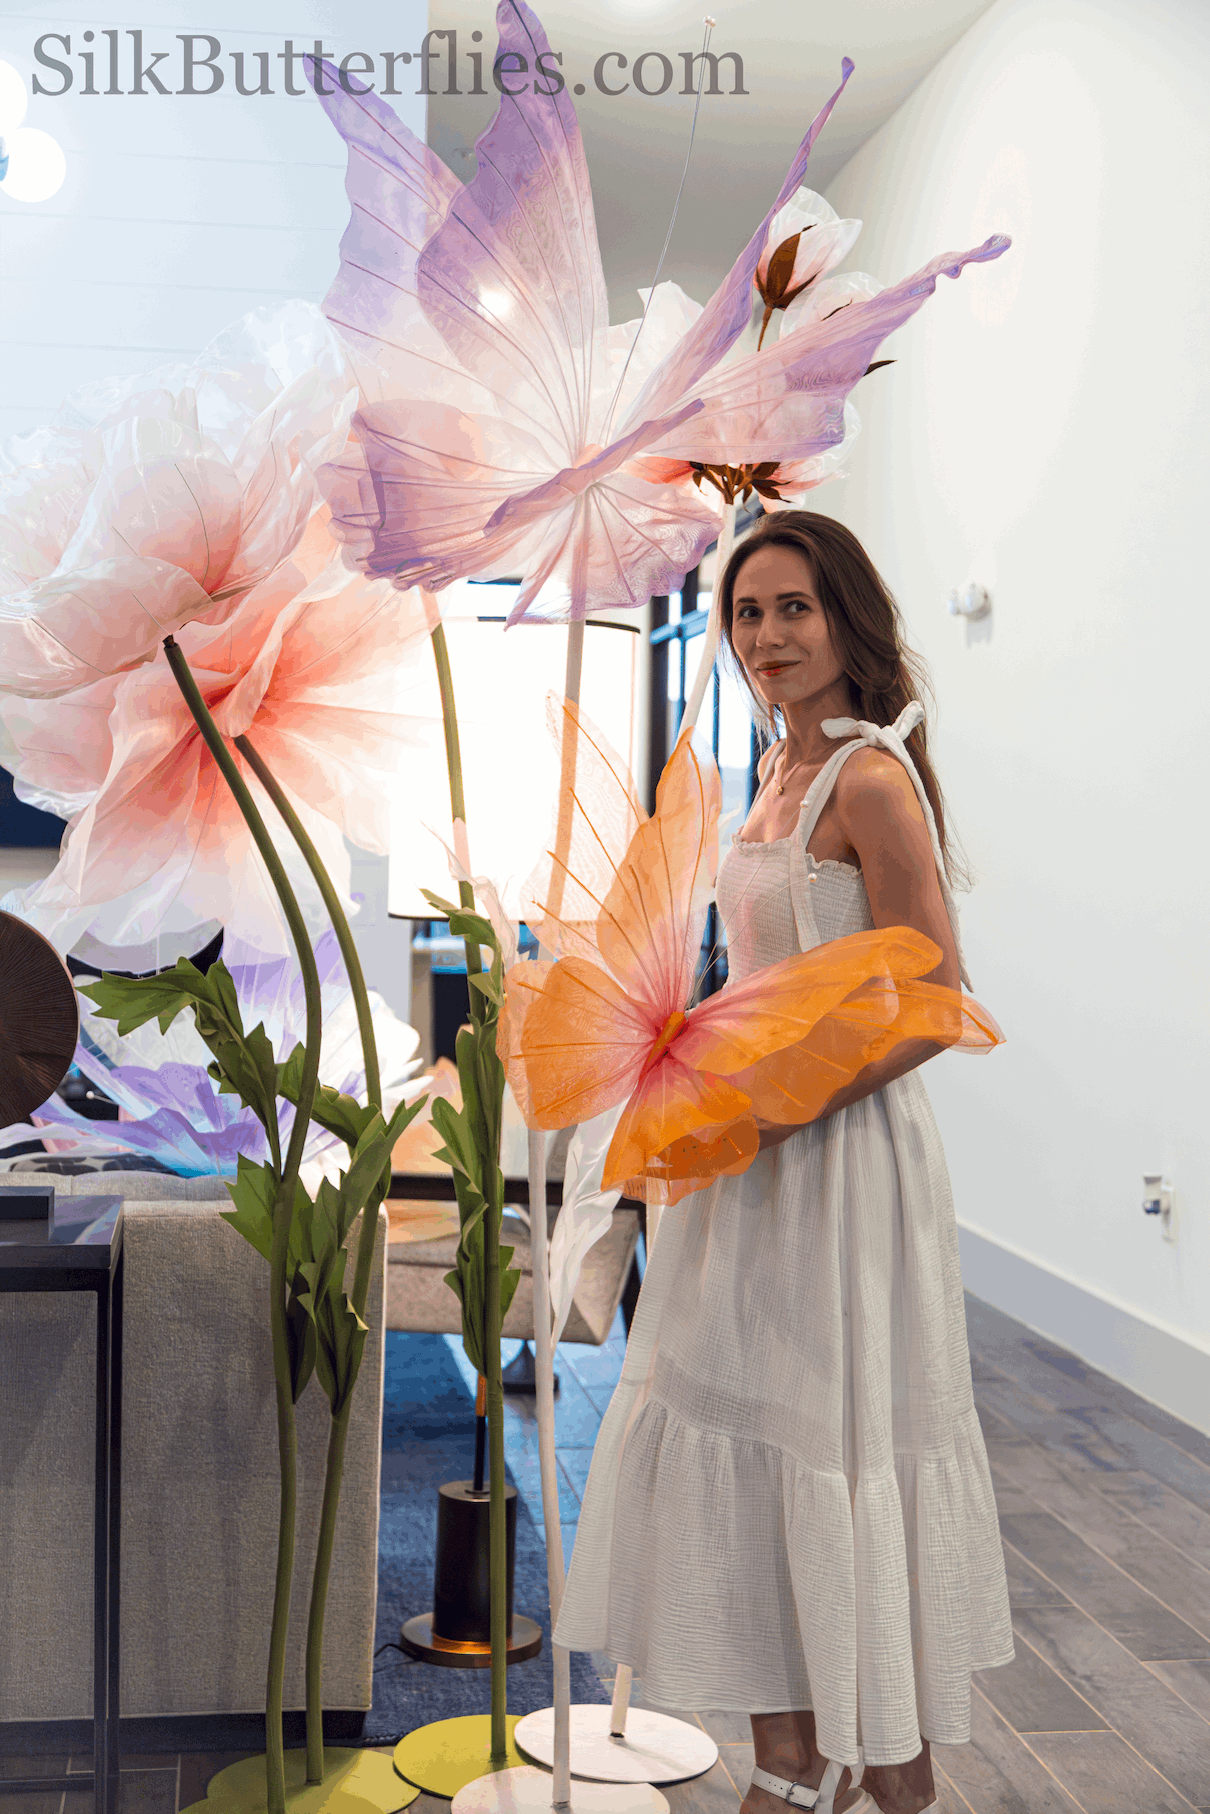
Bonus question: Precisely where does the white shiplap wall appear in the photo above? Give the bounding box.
[0,3,427,441]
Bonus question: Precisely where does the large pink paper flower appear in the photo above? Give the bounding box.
[311,0,1008,624]
[0,301,356,697]
[2,508,441,954]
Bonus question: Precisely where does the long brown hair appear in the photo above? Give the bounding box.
[720,510,969,888]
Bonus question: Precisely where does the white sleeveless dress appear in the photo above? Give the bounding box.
[553,711,1014,1768]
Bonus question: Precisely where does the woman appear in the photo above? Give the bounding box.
[553,512,1013,1814]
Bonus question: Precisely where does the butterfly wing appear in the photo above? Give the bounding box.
[522,695,647,966]
[611,931,1004,1201]
[618,1119,761,1209]
[602,1054,752,1195]
[672,927,941,1073]
[735,974,1006,1126]
[593,728,721,1020]
[498,954,655,1130]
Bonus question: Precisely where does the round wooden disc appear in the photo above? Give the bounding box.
[0,910,78,1128]
[183,1746,418,1814]
[451,1765,668,1814]
[514,1706,718,1784]
[393,1715,525,1800]
[400,1612,542,1669]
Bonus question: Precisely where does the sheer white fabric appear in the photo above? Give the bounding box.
[553,732,1013,1766]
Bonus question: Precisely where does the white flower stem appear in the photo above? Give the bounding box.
[677,501,737,739]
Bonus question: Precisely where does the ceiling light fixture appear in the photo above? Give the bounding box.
[0,59,67,203]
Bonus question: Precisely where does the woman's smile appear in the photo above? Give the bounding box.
[731,544,853,714]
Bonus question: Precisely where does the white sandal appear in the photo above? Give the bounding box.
[750,1761,874,1814]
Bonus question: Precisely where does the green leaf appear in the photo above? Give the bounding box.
[431,1097,480,1191]
[220,1154,279,1264]
[79,963,210,1038]
[286,1275,318,1403]
[295,1245,370,1413]
[276,1040,306,1104]
[86,957,283,1139]
[206,1016,280,1133]
[337,1113,395,1247]
[280,1066,374,1151]
[468,970,503,1009]
[499,1245,522,1321]
[383,1093,428,1150]
[419,888,501,962]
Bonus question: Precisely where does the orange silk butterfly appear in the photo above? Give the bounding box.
[499,700,1002,1205]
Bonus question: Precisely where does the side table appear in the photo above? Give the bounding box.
[0,1197,124,1814]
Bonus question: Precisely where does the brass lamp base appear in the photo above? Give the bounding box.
[399,1611,543,1668]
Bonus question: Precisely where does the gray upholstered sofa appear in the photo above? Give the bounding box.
[0,1169,638,1723]
[0,1173,385,1723]
[388,1205,641,1346]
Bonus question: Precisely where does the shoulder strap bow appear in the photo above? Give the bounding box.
[818,702,971,989]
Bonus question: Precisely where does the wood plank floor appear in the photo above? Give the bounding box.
[4,1293,1208,1814]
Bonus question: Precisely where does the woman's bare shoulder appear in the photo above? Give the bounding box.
[834,747,926,832]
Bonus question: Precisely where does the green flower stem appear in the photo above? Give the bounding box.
[234,733,382,1117]
[234,730,388,1293]
[430,623,484,1001]
[430,621,507,1762]
[232,733,385,1785]
[164,638,322,1814]
[304,1404,350,1779]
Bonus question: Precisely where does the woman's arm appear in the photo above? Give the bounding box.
[757,749,960,1150]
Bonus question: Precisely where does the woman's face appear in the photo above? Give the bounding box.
[729,543,850,714]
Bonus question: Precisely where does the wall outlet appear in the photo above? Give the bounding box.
[1143,1174,1178,1244]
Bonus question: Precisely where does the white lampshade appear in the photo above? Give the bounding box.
[388,582,642,921]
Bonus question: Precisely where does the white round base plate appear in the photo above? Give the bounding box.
[513,1707,718,1784]
[452,1765,667,1814]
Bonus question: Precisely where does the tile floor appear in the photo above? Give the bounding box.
[4,1293,1209,1814]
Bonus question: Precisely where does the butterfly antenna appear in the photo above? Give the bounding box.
[601,15,716,446]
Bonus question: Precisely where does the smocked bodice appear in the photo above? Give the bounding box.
[715,701,969,988]
[717,837,874,981]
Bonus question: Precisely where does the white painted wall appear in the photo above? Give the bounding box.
[817,0,1210,1414]
[0,2,426,440]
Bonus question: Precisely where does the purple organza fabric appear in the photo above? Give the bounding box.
[0,930,422,1179]
[312,0,1009,622]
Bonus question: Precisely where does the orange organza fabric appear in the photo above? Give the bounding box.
[498,702,1003,1205]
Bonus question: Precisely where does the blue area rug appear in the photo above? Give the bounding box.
[363,1333,607,1744]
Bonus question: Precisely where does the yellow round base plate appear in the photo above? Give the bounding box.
[394,1715,525,1799]
[184,1746,418,1814]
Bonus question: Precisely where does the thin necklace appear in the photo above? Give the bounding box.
[774,748,807,796]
